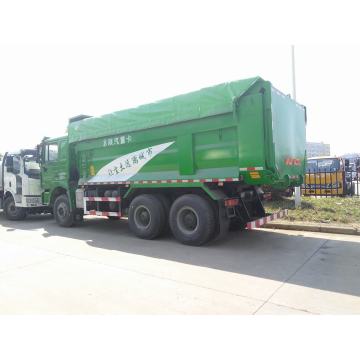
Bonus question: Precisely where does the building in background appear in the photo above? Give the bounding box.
[341,153,360,160]
[306,142,330,158]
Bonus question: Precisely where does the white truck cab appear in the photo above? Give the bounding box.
[0,149,48,220]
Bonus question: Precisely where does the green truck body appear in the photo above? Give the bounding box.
[39,77,306,245]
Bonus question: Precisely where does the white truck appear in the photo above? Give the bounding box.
[0,149,48,220]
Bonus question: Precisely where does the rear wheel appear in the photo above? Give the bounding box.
[3,196,27,220]
[169,194,216,246]
[74,211,84,224]
[128,194,166,239]
[54,194,75,227]
[156,193,171,235]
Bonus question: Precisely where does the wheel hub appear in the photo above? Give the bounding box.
[177,206,199,234]
[183,211,197,229]
[134,205,151,228]
[57,203,68,218]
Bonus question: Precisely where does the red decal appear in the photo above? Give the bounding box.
[285,157,301,166]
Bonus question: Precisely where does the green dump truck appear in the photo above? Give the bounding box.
[38,77,306,245]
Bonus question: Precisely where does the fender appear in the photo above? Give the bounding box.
[48,186,68,207]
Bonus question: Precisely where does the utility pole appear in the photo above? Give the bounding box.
[292,45,301,208]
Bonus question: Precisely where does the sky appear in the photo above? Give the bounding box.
[0,2,359,157]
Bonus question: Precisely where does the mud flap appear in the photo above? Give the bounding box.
[213,201,230,242]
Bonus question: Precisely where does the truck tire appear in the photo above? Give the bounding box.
[107,216,119,220]
[3,196,27,220]
[156,193,171,235]
[169,194,216,246]
[74,211,84,224]
[54,194,75,227]
[128,194,166,239]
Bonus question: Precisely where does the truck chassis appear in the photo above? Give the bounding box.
[56,178,282,246]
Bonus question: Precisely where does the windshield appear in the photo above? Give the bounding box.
[306,159,317,172]
[317,158,340,172]
[306,158,341,172]
[24,156,40,179]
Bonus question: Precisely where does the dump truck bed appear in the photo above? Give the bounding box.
[68,77,306,189]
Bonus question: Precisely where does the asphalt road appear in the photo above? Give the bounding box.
[0,212,359,314]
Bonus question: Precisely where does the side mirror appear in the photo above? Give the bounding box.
[5,156,13,171]
[36,144,42,163]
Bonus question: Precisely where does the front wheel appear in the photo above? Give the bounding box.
[169,194,216,246]
[53,194,75,227]
[3,196,27,220]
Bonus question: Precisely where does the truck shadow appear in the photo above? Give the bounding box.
[1,212,359,299]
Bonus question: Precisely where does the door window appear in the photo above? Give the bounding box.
[45,144,59,162]
[9,156,21,174]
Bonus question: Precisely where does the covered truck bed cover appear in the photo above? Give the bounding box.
[68,77,261,143]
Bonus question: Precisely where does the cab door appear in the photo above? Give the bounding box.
[41,139,68,205]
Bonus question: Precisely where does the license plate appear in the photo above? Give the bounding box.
[26,197,42,206]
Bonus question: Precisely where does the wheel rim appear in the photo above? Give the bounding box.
[134,205,151,229]
[177,206,199,235]
[7,200,17,216]
[57,202,68,219]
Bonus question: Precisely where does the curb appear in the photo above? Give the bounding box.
[263,221,360,236]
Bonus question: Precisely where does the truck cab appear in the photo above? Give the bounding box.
[0,149,48,220]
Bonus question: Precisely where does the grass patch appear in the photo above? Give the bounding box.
[264,196,360,227]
